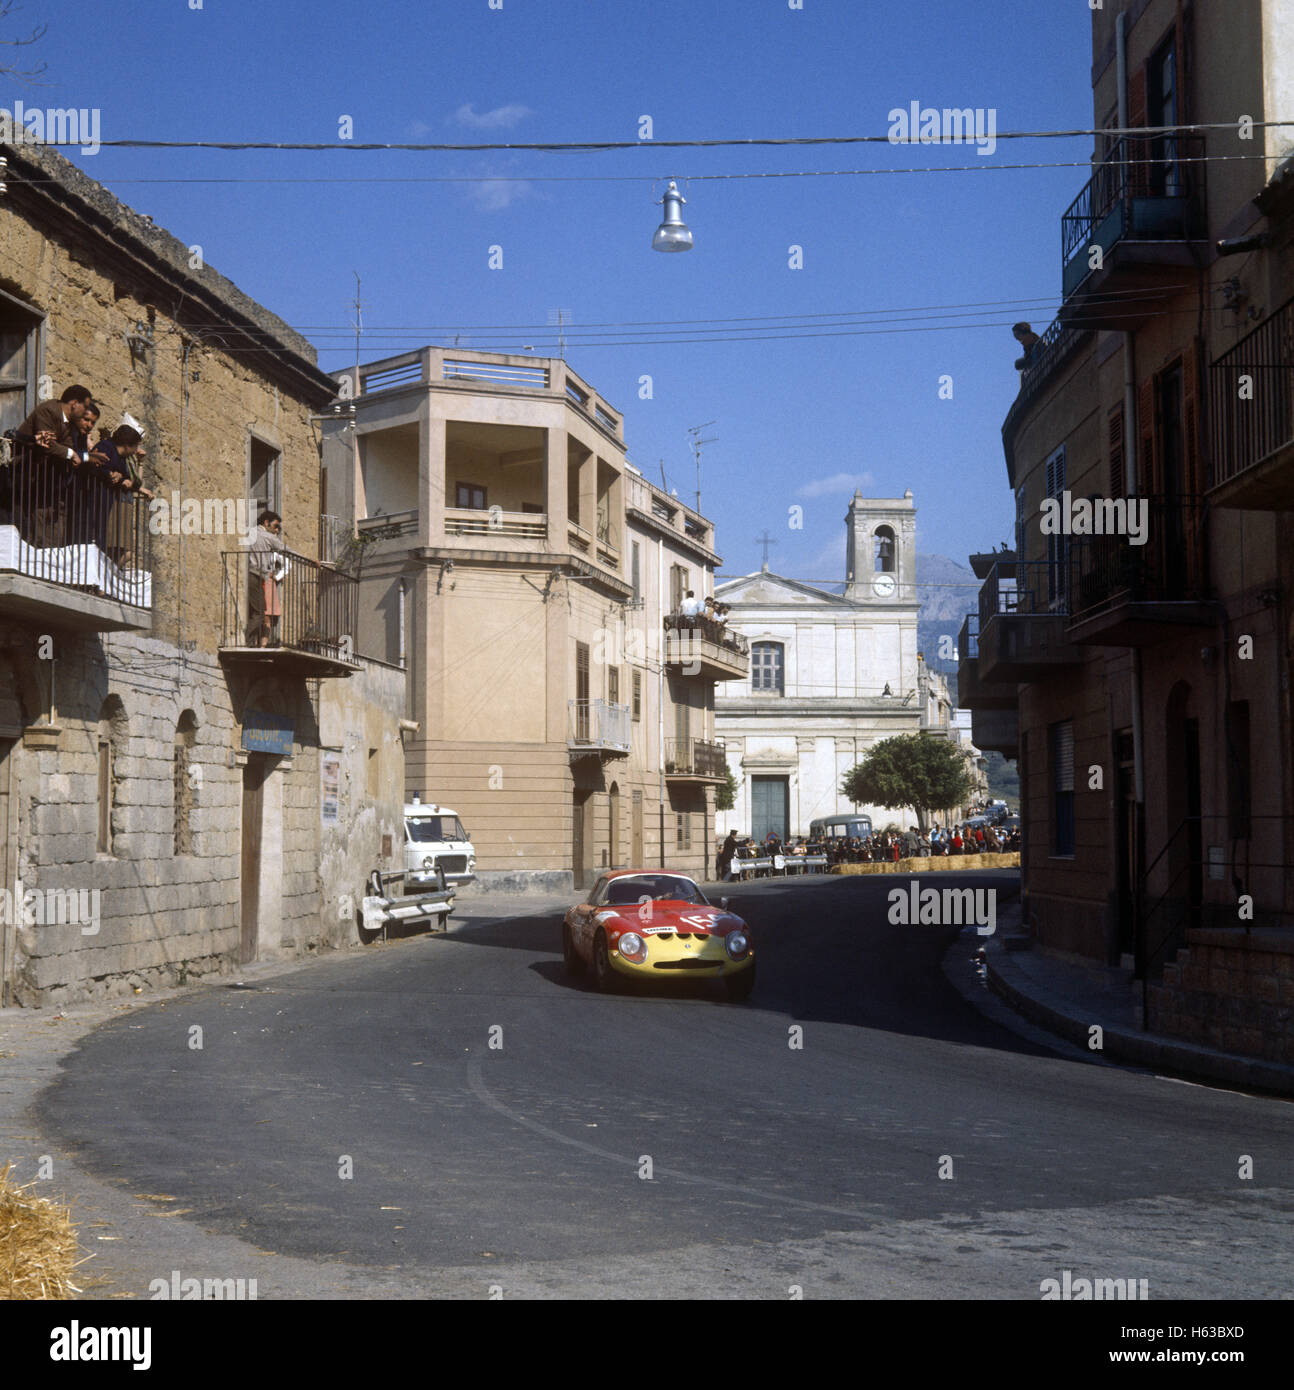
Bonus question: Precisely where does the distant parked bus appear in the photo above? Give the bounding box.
[809,814,874,841]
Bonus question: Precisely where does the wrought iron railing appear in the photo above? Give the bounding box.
[663,612,750,658]
[1209,296,1294,489]
[978,559,1069,626]
[958,613,979,663]
[221,548,357,662]
[0,437,152,606]
[1061,133,1207,272]
[665,738,727,778]
[1067,495,1205,619]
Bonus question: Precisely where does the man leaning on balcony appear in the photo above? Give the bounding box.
[8,385,94,545]
[246,510,286,647]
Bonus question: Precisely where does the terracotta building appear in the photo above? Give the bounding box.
[958,0,1294,1062]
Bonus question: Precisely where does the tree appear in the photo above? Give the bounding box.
[0,3,47,84]
[840,733,973,832]
[715,763,737,813]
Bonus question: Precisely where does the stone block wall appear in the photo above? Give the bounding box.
[1147,929,1294,1064]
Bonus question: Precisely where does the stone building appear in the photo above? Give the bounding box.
[714,492,934,838]
[0,138,406,1008]
[320,348,746,890]
[957,0,1294,1062]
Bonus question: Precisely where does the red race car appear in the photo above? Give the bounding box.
[562,870,756,1002]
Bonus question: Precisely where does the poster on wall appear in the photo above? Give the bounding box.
[321,751,341,825]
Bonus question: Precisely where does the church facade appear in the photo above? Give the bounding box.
[714,492,927,840]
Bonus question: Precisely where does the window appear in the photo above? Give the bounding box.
[608,666,620,708]
[632,670,642,722]
[674,686,690,746]
[1147,34,1180,197]
[751,642,784,694]
[520,501,543,514]
[0,292,41,435]
[676,812,692,849]
[249,436,281,517]
[669,563,689,613]
[631,542,641,605]
[455,482,487,510]
[874,526,896,573]
[1051,721,1075,857]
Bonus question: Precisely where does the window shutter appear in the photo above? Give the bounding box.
[1054,722,1074,793]
[1108,404,1125,498]
[1138,377,1156,495]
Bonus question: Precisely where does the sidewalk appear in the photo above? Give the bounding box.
[961,903,1294,1097]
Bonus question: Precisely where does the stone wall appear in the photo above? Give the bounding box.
[1147,929,1294,1065]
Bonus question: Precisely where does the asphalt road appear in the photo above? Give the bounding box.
[37,873,1294,1298]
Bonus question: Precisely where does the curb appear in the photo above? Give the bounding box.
[986,956,1294,1097]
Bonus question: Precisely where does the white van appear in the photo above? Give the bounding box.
[404,798,476,890]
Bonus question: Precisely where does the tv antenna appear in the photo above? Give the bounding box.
[547,309,572,360]
[687,420,717,512]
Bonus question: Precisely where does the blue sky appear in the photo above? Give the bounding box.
[11,0,1097,581]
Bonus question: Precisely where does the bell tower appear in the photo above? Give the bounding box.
[844,490,917,602]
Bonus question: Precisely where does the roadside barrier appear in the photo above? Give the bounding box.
[831,853,1020,875]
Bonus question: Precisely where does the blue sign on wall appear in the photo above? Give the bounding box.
[242,710,294,756]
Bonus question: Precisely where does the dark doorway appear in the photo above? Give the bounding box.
[572,789,592,891]
[240,754,271,963]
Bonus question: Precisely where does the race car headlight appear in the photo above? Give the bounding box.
[617,931,648,963]
[422,856,435,871]
[725,931,750,960]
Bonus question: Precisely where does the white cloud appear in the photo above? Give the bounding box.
[451,103,535,131]
[796,471,874,499]
[464,177,535,211]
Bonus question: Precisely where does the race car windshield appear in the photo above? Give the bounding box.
[600,875,707,905]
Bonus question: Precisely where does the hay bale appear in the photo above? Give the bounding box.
[0,1163,80,1300]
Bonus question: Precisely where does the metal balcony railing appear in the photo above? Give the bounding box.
[978,559,1070,626]
[662,612,750,658]
[958,613,980,663]
[1067,495,1205,617]
[568,698,631,753]
[1061,134,1206,287]
[665,738,727,779]
[0,438,152,606]
[221,548,358,662]
[1210,296,1294,489]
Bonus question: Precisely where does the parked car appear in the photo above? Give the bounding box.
[562,870,756,1002]
[403,798,475,890]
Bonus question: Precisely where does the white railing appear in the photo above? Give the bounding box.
[444,359,549,389]
[568,699,631,753]
[445,507,546,539]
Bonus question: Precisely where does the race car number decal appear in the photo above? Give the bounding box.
[677,912,719,929]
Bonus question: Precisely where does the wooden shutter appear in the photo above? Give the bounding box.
[1138,377,1156,496]
[1108,404,1126,498]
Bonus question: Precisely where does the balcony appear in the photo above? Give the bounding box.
[662,614,750,682]
[956,614,1015,711]
[568,698,631,759]
[664,738,727,783]
[976,561,1082,683]
[1209,296,1294,510]
[970,707,1020,759]
[445,506,547,543]
[1066,496,1214,647]
[220,550,361,677]
[0,441,152,632]
[1059,135,1208,330]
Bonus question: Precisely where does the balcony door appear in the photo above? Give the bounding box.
[751,776,789,844]
[1148,36,1180,198]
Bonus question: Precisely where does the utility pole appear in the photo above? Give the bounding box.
[687,421,717,513]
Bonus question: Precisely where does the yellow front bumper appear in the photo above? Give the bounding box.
[609,933,754,980]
